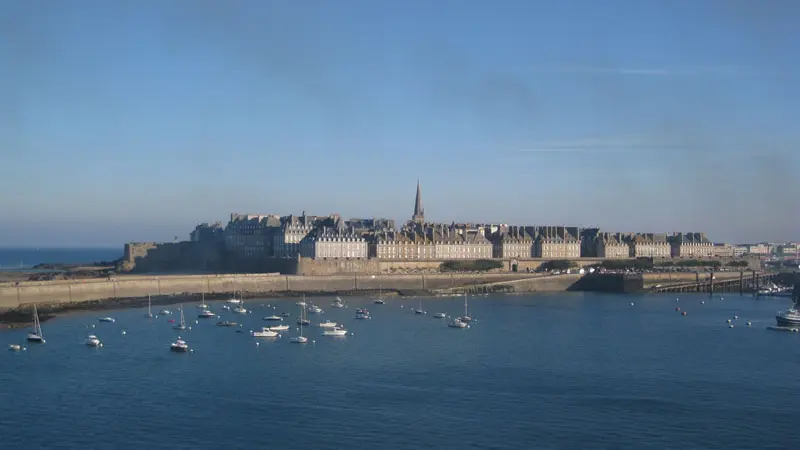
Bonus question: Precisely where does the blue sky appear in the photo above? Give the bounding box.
[1,0,798,247]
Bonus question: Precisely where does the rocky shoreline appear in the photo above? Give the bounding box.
[0,288,429,328]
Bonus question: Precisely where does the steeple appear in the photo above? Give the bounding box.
[412,179,425,224]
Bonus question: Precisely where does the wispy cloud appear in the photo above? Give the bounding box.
[529,66,771,77]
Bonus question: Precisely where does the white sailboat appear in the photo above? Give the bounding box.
[173,305,187,330]
[290,303,309,343]
[414,298,426,315]
[233,292,248,314]
[458,292,472,323]
[373,284,385,304]
[226,282,241,304]
[145,294,154,318]
[196,292,209,309]
[27,304,45,343]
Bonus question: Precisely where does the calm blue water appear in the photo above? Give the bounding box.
[0,248,121,269]
[2,292,799,450]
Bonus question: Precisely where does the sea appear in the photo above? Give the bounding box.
[2,289,800,450]
[0,247,121,270]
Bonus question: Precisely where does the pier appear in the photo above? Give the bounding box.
[651,271,781,294]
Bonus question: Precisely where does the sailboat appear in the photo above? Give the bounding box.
[290,303,309,343]
[458,292,473,323]
[173,305,187,330]
[296,297,311,326]
[225,283,241,304]
[373,284,386,304]
[233,292,248,314]
[331,296,345,308]
[414,298,426,315]
[145,294,154,318]
[27,304,45,343]
[297,294,311,328]
[196,292,209,309]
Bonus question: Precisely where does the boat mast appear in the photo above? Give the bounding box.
[148,294,152,316]
[464,292,468,317]
[33,304,42,337]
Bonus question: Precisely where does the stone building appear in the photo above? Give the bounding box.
[670,232,714,258]
[224,213,281,259]
[372,229,436,260]
[629,233,671,258]
[273,212,324,257]
[191,222,224,243]
[579,228,601,257]
[596,233,629,259]
[299,223,368,259]
[491,226,534,258]
[431,224,492,259]
[535,226,581,259]
[713,243,735,258]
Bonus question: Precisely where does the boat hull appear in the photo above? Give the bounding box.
[170,346,189,352]
[775,315,800,327]
[253,332,278,338]
[27,334,44,343]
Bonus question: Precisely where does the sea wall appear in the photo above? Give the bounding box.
[0,273,548,309]
[641,271,743,288]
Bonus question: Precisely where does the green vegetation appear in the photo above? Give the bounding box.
[440,259,503,272]
[538,260,578,272]
[600,259,654,270]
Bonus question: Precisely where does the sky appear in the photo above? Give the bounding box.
[1,0,799,247]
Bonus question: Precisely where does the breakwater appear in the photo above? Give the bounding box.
[0,273,561,309]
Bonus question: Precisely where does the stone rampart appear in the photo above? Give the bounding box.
[0,273,548,309]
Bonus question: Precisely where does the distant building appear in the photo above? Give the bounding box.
[535,226,581,259]
[491,226,534,258]
[733,246,748,257]
[411,180,425,224]
[224,213,281,259]
[190,222,224,243]
[596,233,629,259]
[745,244,771,256]
[629,233,671,258]
[778,243,799,256]
[670,232,714,258]
[273,213,324,258]
[712,243,735,258]
[433,224,492,259]
[372,229,436,260]
[299,222,368,259]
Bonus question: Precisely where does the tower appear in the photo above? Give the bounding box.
[412,179,425,224]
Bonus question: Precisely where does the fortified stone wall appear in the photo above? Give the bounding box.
[0,273,545,309]
[123,241,222,273]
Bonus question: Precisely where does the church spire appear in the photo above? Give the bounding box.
[412,179,425,224]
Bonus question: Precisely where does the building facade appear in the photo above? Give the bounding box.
[670,232,715,258]
[224,213,281,259]
[535,226,581,259]
[491,226,534,258]
[299,227,368,259]
[712,243,735,258]
[596,233,629,259]
[629,233,671,258]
